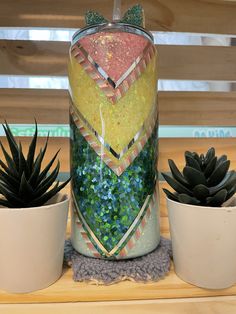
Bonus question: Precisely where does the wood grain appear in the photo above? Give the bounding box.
[0,40,68,76]
[1,40,236,80]
[1,262,236,303]
[1,297,236,314]
[0,89,69,124]
[0,0,236,34]
[1,90,236,126]
[159,91,236,126]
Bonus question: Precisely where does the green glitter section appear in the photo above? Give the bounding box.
[70,115,158,253]
[85,11,108,26]
[74,192,152,258]
[85,5,144,27]
[120,4,144,27]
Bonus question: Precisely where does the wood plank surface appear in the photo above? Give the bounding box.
[1,41,236,80]
[1,262,236,303]
[1,89,235,126]
[1,297,236,314]
[159,91,236,126]
[0,0,236,34]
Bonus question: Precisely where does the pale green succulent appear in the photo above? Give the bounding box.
[162,148,236,207]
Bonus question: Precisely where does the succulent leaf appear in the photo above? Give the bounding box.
[168,159,189,186]
[224,172,236,191]
[0,198,12,207]
[209,171,236,195]
[19,172,34,200]
[18,142,30,178]
[162,173,193,195]
[163,188,179,202]
[0,141,18,177]
[204,156,217,178]
[178,194,201,205]
[193,184,209,200]
[0,169,19,190]
[27,121,38,172]
[183,166,207,186]
[0,122,70,208]
[216,155,227,167]
[37,149,60,184]
[208,160,230,186]
[0,183,25,207]
[225,186,236,202]
[3,123,19,168]
[206,189,228,207]
[34,162,60,198]
[28,178,70,207]
[192,152,201,165]
[163,147,235,207]
[205,147,215,164]
[185,153,201,171]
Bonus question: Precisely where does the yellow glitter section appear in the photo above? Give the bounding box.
[68,51,157,153]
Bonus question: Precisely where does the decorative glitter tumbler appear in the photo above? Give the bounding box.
[69,22,160,259]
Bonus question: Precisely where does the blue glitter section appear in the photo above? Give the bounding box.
[70,116,158,252]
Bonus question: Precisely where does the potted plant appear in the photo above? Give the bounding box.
[0,122,70,293]
[162,147,236,289]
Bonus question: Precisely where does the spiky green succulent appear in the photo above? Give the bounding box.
[0,122,70,208]
[162,147,236,207]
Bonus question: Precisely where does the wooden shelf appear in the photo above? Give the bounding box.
[1,264,236,304]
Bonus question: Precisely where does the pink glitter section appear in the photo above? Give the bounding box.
[79,32,149,83]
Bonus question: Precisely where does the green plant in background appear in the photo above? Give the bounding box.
[162,147,236,207]
[0,122,70,208]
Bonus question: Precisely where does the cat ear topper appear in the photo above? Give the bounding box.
[85,4,145,28]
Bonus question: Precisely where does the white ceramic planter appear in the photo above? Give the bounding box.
[167,197,236,289]
[0,193,69,293]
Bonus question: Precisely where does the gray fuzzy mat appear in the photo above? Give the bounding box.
[64,237,172,285]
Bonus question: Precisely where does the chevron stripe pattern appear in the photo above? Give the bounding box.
[71,43,156,103]
[73,189,158,259]
[73,209,102,258]
[70,104,157,176]
[117,190,157,258]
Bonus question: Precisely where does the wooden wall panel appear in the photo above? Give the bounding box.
[0,0,236,34]
[159,91,236,126]
[0,89,69,124]
[0,89,236,126]
[1,40,236,80]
